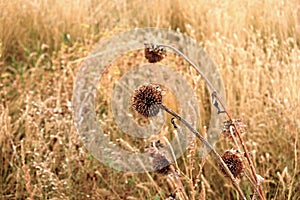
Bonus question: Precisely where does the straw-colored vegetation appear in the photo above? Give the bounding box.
[1,0,299,199]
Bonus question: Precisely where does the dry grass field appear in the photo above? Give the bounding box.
[0,0,300,199]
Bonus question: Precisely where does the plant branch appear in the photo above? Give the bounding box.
[244,170,265,200]
[156,43,265,200]
[233,122,266,200]
[160,104,246,200]
[156,43,232,119]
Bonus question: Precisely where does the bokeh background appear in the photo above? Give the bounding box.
[0,0,299,199]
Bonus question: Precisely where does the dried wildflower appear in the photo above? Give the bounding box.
[131,84,163,117]
[152,151,171,174]
[145,140,171,174]
[219,150,246,178]
[144,43,166,63]
[221,119,247,138]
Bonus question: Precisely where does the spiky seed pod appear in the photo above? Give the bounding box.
[221,119,246,138]
[219,150,246,178]
[131,84,163,117]
[144,43,166,63]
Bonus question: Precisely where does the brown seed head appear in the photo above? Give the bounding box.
[221,119,246,139]
[144,43,166,63]
[131,84,163,117]
[219,149,246,178]
[145,140,171,174]
[151,151,171,174]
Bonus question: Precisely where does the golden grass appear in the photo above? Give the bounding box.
[1,0,299,199]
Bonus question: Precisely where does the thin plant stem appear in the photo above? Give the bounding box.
[230,126,241,151]
[233,123,266,200]
[156,43,232,118]
[229,127,263,197]
[160,104,247,200]
[169,164,189,200]
[244,170,265,200]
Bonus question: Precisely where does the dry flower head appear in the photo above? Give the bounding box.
[219,149,246,178]
[144,43,167,63]
[131,84,163,117]
[145,140,171,174]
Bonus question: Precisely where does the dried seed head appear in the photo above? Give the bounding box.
[221,119,246,138]
[131,84,163,117]
[219,150,246,178]
[152,152,171,174]
[144,43,166,63]
[145,140,171,174]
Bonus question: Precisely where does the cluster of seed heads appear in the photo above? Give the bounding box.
[132,47,247,178]
[129,44,264,200]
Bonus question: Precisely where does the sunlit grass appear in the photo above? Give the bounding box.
[0,0,299,199]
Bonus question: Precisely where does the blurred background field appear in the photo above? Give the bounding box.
[0,0,299,199]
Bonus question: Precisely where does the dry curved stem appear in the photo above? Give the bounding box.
[156,43,265,200]
[160,104,246,200]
